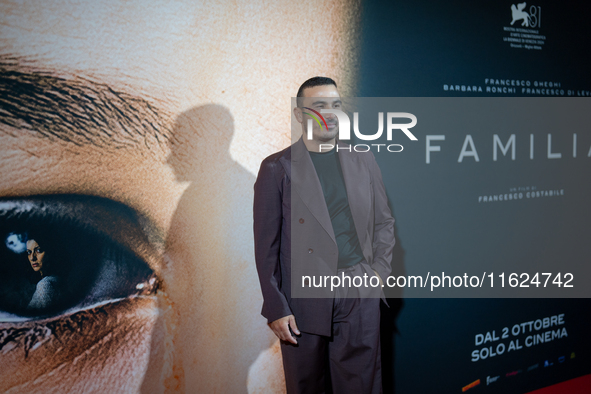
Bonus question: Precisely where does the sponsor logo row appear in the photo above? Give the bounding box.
[462,352,576,392]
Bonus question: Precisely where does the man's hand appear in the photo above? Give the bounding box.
[269,315,300,345]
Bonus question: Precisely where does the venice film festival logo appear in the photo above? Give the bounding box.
[510,2,541,28]
[302,107,418,153]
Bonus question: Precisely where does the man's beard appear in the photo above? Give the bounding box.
[317,124,338,141]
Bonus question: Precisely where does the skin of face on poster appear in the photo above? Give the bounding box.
[0,1,360,392]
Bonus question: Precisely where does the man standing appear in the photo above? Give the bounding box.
[254,77,395,393]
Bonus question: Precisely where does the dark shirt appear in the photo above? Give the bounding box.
[309,147,365,269]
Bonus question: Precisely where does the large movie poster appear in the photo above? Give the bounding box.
[358,0,591,393]
[0,1,360,392]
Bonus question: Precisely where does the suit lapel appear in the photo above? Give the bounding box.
[337,141,371,255]
[289,138,336,245]
[279,150,291,180]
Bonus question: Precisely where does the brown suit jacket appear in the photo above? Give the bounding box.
[253,137,395,336]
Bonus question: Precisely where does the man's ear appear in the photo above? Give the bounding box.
[293,106,303,124]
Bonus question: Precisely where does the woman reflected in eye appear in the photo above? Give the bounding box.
[26,239,45,274]
[25,237,64,311]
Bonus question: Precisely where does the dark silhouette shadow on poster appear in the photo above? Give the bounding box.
[141,104,264,393]
[381,201,406,394]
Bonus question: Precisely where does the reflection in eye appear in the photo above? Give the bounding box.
[5,232,26,253]
[0,196,158,321]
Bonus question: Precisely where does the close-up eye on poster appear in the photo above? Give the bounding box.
[1,1,589,393]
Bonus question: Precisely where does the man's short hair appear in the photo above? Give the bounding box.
[296,76,337,107]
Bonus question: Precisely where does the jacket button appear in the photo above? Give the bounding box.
[299,218,305,224]
[308,248,313,254]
